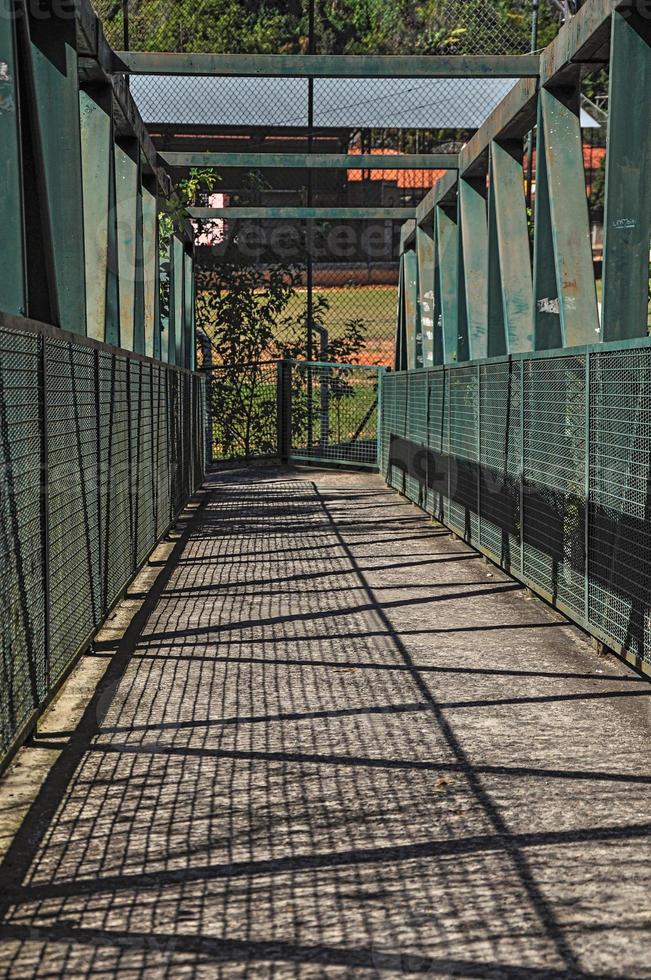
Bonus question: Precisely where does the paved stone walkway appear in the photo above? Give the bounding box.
[0,465,650,978]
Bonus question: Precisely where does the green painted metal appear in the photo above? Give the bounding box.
[399,219,416,254]
[115,51,541,78]
[105,141,121,347]
[431,210,444,366]
[458,78,539,177]
[0,313,206,772]
[458,176,488,361]
[159,238,171,363]
[164,152,456,170]
[23,9,87,334]
[132,163,146,355]
[435,205,459,365]
[531,98,561,351]
[80,86,112,343]
[0,11,24,316]
[141,178,158,358]
[394,254,407,371]
[183,249,194,371]
[487,157,507,357]
[489,140,534,353]
[601,9,651,340]
[381,329,651,679]
[190,207,416,220]
[173,237,185,367]
[416,224,435,367]
[403,249,420,370]
[115,140,140,351]
[455,210,470,364]
[534,83,599,348]
[540,0,619,85]
[416,171,458,224]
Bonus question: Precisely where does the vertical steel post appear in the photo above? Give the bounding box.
[520,357,525,577]
[142,175,158,357]
[0,7,25,315]
[601,8,651,340]
[403,248,420,369]
[18,2,87,333]
[584,349,590,625]
[276,360,291,462]
[490,140,534,354]
[173,238,185,365]
[416,223,435,367]
[533,79,599,349]
[376,369,383,470]
[395,251,407,370]
[94,347,103,616]
[477,361,482,545]
[80,85,113,343]
[159,235,171,362]
[458,176,488,361]
[435,204,459,365]
[115,138,140,351]
[39,333,50,693]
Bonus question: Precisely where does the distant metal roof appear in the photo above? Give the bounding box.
[131,75,519,130]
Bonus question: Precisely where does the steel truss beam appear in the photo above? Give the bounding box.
[190,208,416,220]
[113,52,541,78]
[164,152,457,170]
[397,0,649,365]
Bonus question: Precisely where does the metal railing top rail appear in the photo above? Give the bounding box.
[0,312,202,378]
[287,359,387,370]
[389,334,651,373]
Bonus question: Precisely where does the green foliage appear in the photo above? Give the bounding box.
[98,0,565,55]
[159,167,219,256]
[590,154,606,214]
[198,226,369,459]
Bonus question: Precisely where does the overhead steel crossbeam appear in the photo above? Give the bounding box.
[395,0,650,369]
[113,52,541,78]
[190,207,416,220]
[163,152,458,170]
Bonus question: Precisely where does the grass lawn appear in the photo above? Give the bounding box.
[285,285,396,365]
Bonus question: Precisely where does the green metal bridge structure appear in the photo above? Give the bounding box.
[0,0,650,768]
[2,2,651,973]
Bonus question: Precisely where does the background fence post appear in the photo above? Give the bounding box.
[277,360,291,462]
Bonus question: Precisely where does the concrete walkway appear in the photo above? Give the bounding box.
[0,465,650,978]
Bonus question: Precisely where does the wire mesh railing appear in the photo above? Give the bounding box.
[380,339,651,674]
[0,318,206,770]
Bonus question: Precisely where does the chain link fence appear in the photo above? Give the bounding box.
[93,0,537,55]
[203,358,382,467]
